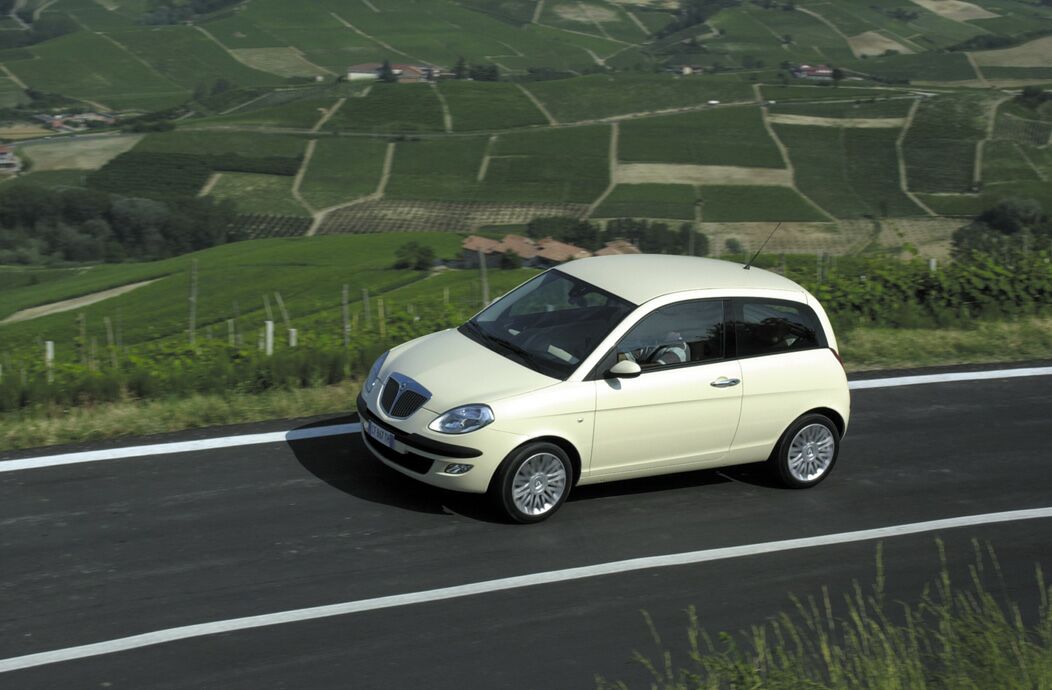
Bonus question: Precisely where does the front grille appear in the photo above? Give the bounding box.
[378,372,431,419]
[380,377,399,413]
[390,390,426,417]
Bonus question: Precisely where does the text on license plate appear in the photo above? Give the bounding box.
[365,420,396,449]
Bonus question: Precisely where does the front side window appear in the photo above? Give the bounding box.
[617,300,725,371]
[461,270,636,379]
[734,300,825,358]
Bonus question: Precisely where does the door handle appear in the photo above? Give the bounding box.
[710,377,740,388]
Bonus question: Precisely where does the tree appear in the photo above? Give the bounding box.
[393,241,435,270]
[453,56,467,80]
[379,59,398,83]
[831,67,845,85]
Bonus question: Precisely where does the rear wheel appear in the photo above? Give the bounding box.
[769,414,840,488]
[491,442,572,523]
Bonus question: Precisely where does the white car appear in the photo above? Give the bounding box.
[358,255,850,522]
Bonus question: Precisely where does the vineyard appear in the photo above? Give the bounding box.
[230,214,312,239]
[316,200,589,234]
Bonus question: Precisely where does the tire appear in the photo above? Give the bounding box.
[768,413,840,489]
[491,442,572,524]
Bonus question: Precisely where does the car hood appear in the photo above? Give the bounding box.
[383,328,558,413]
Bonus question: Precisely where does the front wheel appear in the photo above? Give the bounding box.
[491,442,572,523]
[769,413,840,488]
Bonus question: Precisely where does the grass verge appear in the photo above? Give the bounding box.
[597,541,1052,689]
[0,380,359,452]
[2,319,1051,452]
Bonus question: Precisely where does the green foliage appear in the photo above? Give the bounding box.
[599,542,1052,689]
[0,184,237,264]
[392,241,436,270]
[88,152,213,199]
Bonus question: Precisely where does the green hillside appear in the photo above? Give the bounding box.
[0,0,1048,238]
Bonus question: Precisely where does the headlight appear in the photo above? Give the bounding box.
[429,405,494,434]
[364,351,389,394]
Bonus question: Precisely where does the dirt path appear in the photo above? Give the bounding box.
[586,123,619,217]
[0,64,27,90]
[431,83,453,133]
[767,114,907,128]
[2,280,162,325]
[33,0,58,22]
[307,142,396,236]
[897,99,937,216]
[965,52,990,87]
[532,0,545,24]
[9,0,30,30]
[360,0,381,12]
[97,32,182,91]
[973,95,1009,187]
[624,9,649,35]
[796,7,850,42]
[311,97,345,132]
[1016,143,1047,182]
[516,84,557,125]
[197,172,222,197]
[757,98,835,221]
[477,134,497,182]
[292,139,317,215]
[330,12,428,64]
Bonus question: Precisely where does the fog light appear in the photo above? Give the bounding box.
[444,463,474,475]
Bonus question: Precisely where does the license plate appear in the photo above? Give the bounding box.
[365,419,396,450]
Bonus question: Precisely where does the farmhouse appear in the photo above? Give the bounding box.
[594,240,642,256]
[346,63,442,83]
[460,234,592,268]
[33,111,117,132]
[791,64,834,80]
[0,146,22,173]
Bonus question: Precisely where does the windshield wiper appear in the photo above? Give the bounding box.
[464,321,535,367]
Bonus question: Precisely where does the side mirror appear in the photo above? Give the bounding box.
[607,360,642,379]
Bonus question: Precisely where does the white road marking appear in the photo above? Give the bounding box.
[849,366,1052,390]
[2,366,1050,473]
[0,424,361,474]
[1,506,1050,674]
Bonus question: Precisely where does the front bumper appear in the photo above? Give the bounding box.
[356,393,515,493]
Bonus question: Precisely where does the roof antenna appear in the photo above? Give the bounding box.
[743,222,781,271]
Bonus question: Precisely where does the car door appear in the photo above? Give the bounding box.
[730,298,833,458]
[589,299,743,479]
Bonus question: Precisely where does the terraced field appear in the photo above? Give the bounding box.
[775,124,924,218]
[593,184,698,220]
[903,93,992,193]
[619,107,785,168]
[299,138,389,209]
[524,73,755,122]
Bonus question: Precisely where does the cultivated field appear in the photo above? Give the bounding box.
[775,124,924,218]
[437,81,548,131]
[208,172,308,216]
[316,200,590,234]
[903,93,992,193]
[19,135,143,171]
[619,107,786,168]
[592,184,698,220]
[322,84,446,133]
[299,138,388,209]
[524,74,755,122]
[697,186,829,222]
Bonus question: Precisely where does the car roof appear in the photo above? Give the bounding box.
[555,254,806,304]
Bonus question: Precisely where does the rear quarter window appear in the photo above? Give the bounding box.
[734,299,826,358]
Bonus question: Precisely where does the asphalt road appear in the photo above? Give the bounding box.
[2,368,1051,689]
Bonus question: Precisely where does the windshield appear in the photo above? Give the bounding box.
[460,270,636,380]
